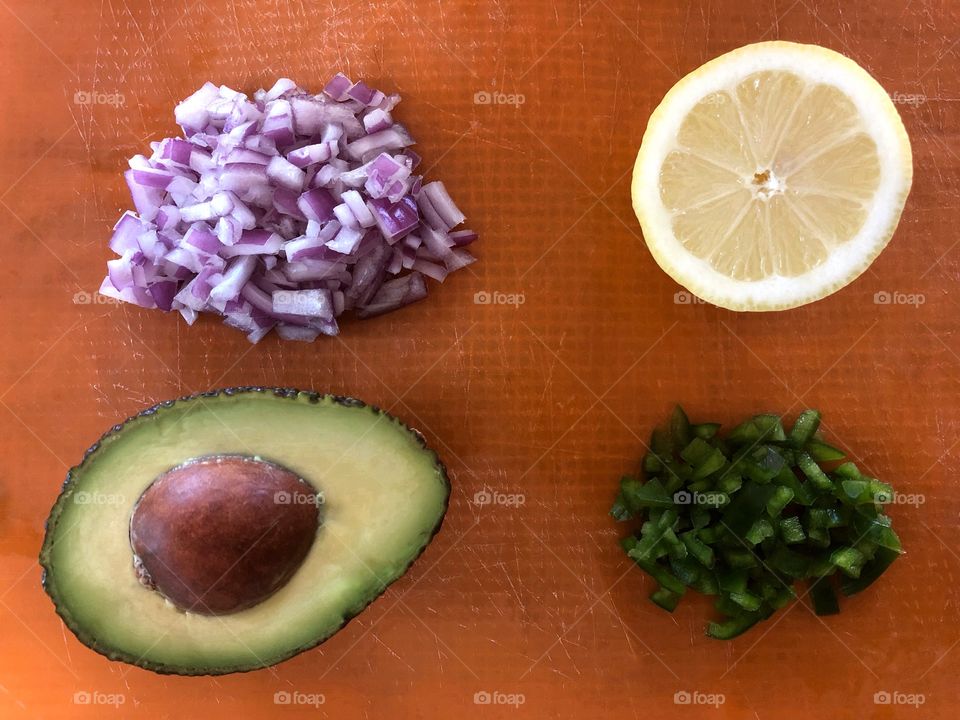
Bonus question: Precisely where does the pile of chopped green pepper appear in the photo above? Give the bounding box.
[611,407,903,639]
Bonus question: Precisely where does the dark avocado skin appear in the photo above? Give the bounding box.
[38,386,451,676]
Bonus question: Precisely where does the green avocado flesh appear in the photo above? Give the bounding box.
[39,388,449,675]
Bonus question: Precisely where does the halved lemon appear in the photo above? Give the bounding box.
[632,41,913,311]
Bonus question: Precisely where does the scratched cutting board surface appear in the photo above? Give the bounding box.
[1,1,959,718]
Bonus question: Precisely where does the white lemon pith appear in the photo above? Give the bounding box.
[632,41,913,311]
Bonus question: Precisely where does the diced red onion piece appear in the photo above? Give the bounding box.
[297,187,337,222]
[422,180,466,228]
[285,221,341,261]
[449,229,478,246]
[367,195,419,242]
[209,255,258,302]
[412,258,448,282]
[276,324,320,342]
[286,143,332,168]
[323,73,353,101]
[356,272,427,318]
[266,155,306,192]
[174,82,220,133]
[326,225,364,254]
[264,78,299,102]
[109,211,149,254]
[271,288,334,319]
[345,125,414,160]
[220,229,283,257]
[284,258,345,282]
[346,80,375,105]
[363,108,393,134]
[333,203,358,229]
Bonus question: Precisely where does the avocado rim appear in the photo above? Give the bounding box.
[38,386,451,676]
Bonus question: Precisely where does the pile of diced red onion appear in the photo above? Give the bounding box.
[99,75,477,342]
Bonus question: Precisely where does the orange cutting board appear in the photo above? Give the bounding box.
[1,1,958,718]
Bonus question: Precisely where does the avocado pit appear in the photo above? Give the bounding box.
[129,455,320,615]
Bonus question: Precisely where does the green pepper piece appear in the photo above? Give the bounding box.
[806,526,831,548]
[841,546,899,596]
[833,462,861,480]
[630,556,686,595]
[745,518,775,545]
[807,507,846,530]
[766,486,794,518]
[691,573,720,595]
[706,613,761,639]
[716,471,743,495]
[839,479,871,504]
[741,446,786,483]
[698,526,721,544]
[650,586,682,612]
[809,578,840,615]
[679,438,725,476]
[693,422,721,440]
[714,596,744,616]
[721,482,777,536]
[768,544,810,579]
[805,439,845,462]
[610,491,631,521]
[670,405,692,450]
[870,480,895,505]
[728,591,762,612]
[662,528,688,560]
[718,568,749,594]
[779,516,806,544]
[797,452,834,491]
[851,513,902,553]
[643,453,663,475]
[773,466,813,505]
[620,477,673,512]
[680,530,715,568]
[830,546,866,578]
[690,505,711,530]
[722,547,759,569]
[629,525,664,562]
[669,555,702,586]
[656,507,679,530]
[651,425,672,454]
[788,410,821,447]
[662,468,687,495]
[728,414,787,445]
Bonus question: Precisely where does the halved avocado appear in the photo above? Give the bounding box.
[39,387,449,675]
